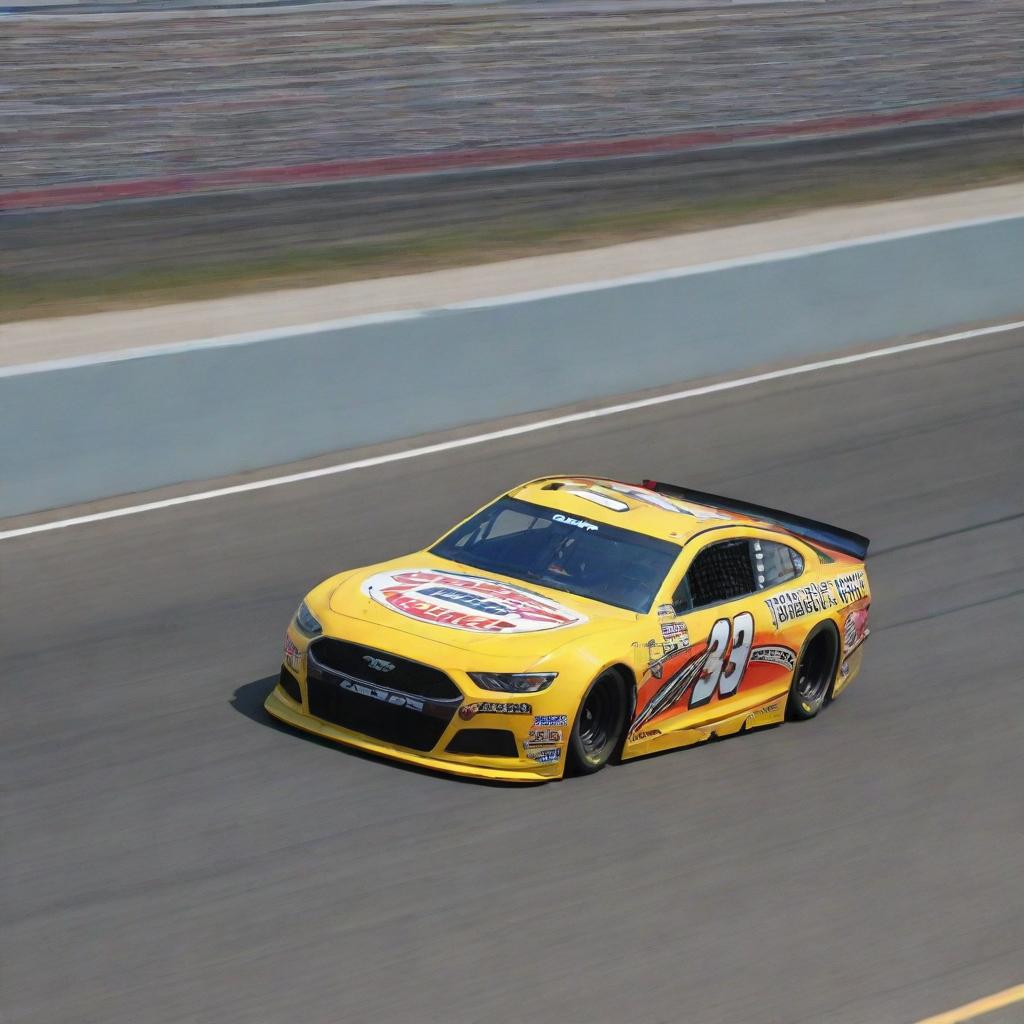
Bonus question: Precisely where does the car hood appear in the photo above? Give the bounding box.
[323,552,634,662]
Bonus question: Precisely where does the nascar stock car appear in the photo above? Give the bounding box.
[266,477,871,782]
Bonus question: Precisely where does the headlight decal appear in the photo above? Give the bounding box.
[468,671,557,693]
[294,600,322,638]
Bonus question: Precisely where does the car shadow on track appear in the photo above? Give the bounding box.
[230,676,538,787]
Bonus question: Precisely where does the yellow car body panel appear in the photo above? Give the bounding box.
[265,477,871,782]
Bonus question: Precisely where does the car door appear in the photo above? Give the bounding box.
[630,534,787,738]
[673,536,765,716]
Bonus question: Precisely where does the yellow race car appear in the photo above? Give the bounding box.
[266,477,871,782]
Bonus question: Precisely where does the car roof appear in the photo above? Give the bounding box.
[507,476,785,546]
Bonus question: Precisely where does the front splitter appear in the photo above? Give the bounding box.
[264,687,555,783]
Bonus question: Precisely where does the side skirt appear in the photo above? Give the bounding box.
[620,694,787,761]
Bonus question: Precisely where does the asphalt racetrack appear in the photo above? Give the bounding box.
[3,327,1023,1024]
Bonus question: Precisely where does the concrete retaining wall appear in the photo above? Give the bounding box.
[3,214,1023,518]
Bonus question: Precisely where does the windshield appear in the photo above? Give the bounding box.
[430,497,679,613]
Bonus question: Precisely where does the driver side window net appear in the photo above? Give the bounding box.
[677,539,757,610]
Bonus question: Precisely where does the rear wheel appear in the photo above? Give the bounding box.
[568,669,627,774]
[787,625,839,720]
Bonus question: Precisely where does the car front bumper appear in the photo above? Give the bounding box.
[264,667,565,783]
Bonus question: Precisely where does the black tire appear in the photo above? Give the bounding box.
[568,669,627,775]
[787,624,840,720]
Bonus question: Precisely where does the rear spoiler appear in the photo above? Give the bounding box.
[641,480,870,560]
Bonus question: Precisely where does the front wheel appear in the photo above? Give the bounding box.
[568,669,627,775]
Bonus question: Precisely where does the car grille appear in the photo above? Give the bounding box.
[445,729,518,758]
[305,671,453,752]
[309,637,460,700]
[305,638,462,753]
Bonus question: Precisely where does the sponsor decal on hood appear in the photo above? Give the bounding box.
[361,569,588,634]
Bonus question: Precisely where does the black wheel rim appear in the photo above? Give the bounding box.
[579,676,619,757]
[796,638,832,703]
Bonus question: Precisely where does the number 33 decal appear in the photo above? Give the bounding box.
[689,612,755,709]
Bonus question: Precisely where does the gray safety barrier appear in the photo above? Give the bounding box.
[2,214,1023,518]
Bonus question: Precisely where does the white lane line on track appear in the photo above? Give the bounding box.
[2,317,1022,542]
[2,210,1021,377]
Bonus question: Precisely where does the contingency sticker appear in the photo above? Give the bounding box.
[843,606,870,654]
[459,702,533,720]
[526,747,561,764]
[533,715,569,727]
[750,645,796,670]
[283,635,304,672]
[361,569,587,633]
[660,620,690,647]
[525,728,563,747]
